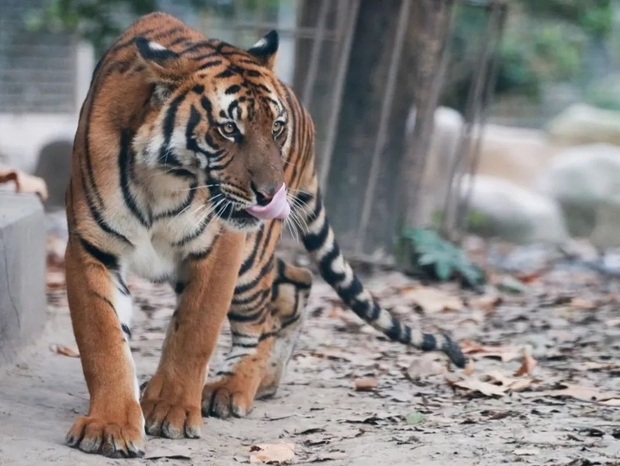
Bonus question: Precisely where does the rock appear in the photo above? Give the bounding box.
[0,194,46,366]
[462,175,568,244]
[34,141,73,212]
[477,124,558,189]
[547,104,620,147]
[408,106,463,228]
[537,143,620,238]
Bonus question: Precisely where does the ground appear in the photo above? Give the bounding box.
[0,228,618,466]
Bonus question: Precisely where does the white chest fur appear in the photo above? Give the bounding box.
[123,205,220,283]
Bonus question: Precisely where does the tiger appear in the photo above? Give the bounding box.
[64,11,465,458]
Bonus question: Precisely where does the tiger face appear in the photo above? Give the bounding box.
[132,32,289,232]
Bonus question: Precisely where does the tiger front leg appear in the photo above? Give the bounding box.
[202,260,312,418]
[140,232,245,439]
[64,237,145,458]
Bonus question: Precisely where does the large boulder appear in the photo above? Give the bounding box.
[0,194,46,365]
[34,140,73,212]
[538,143,620,240]
[547,104,620,147]
[477,124,558,189]
[462,175,568,244]
[409,106,464,227]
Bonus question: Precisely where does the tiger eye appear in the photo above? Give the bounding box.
[272,120,284,134]
[222,123,236,135]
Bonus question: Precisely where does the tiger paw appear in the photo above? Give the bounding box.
[141,376,203,439]
[202,380,255,419]
[66,408,145,458]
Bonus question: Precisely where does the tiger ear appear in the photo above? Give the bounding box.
[135,37,195,83]
[247,30,279,71]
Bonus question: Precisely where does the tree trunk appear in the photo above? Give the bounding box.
[324,0,422,256]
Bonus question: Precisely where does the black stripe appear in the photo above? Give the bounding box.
[318,245,346,284]
[81,171,132,245]
[385,316,402,340]
[172,215,211,247]
[231,288,270,307]
[119,129,150,227]
[225,85,241,95]
[198,59,222,69]
[302,218,328,252]
[114,272,131,296]
[159,91,188,165]
[152,183,196,220]
[234,260,274,294]
[79,237,118,269]
[228,306,266,323]
[238,227,265,275]
[187,235,219,261]
[421,334,437,351]
[92,292,116,311]
[121,323,132,339]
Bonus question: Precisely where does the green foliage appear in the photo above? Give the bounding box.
[26,0,165,56]
[25,0,281,57]
[442,0,616,110]
[397,228,485,289]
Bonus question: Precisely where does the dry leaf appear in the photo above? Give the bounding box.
[470,294,502,313]
[452,379,508,397]
[406,354,446,380]
[402,287,463,314]
[570,297,595,310]
[145,444,192,460]
[460,340,522,362]
[514,353,537,377]
[354,378,378,392]
[535,384,620,406]
[513,448,539,456]
[463,359,475,376]
[250,443,295,464]
[0,168,48,200]
[49,344,80,358]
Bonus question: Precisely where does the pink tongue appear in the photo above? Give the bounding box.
[246,184,290,220]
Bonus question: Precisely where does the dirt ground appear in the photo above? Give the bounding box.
[0,230,619,465]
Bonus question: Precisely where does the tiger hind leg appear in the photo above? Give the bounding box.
[202,259,312,418]
[256,261,312,399]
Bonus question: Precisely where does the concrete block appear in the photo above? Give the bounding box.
[0,193,46,366]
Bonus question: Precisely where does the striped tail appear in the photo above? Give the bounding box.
[297,191,466,368]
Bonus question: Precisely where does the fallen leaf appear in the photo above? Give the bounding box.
[452,379,508,397]
[401,286,463,313]
[0,168,48,200]
[515,353,537,377]
[534,384,620,406]
[460,340,522,362]
[513,448,539,456]
[569,297,595,310]
[249,443,295,464]
[463,359,475,376]
[470,294,502,313]
[145,444,192,460]
[497,276,527,294]
[354,378,378,392]
[49,344,80,358]
[305,451,348,463]
[406,354,446,380]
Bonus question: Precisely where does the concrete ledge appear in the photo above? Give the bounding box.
[0,193,46,366]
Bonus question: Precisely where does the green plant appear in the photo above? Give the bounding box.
[397,228,485,289]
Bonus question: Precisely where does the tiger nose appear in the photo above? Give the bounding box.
[251,182,280,206]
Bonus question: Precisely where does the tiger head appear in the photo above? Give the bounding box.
[133,31,290,232]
